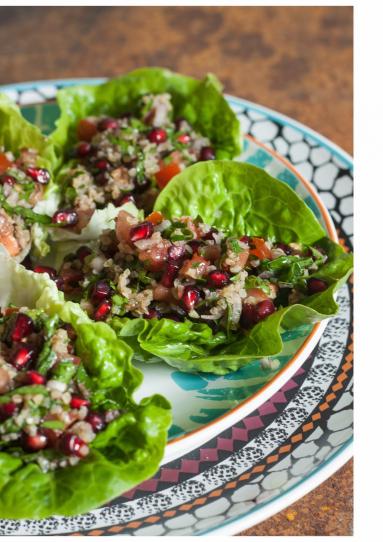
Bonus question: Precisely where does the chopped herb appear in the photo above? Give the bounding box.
[0,193,51,225]
[112,294,126,306]
[245,275,271,294]
[229,239,242,254]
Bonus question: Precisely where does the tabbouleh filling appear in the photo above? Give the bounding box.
[58,93,215,229]
[55,210,330,331]
[0,147,51,257]
[0,308,120,472]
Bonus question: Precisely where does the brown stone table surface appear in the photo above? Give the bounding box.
[0,6,353,536]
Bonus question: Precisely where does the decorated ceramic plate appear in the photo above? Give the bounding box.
[0,80,353,535]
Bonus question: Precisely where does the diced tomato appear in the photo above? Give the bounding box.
[0,212,20,257]
[138,241,170,272]
[146,211,164,225]
[0,153,13,174]
[3,306,19,316]
[180,254,210,278]
[155,161,181,189]
[250,237,272,260]
[76,119,98,142]
[246,288,269,304]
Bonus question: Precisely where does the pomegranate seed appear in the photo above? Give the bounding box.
[241,299,275,329]
[148,128,167,144]
[60,433,88,457]
[94,300,112,321]
[94,159,109,171]
[117,194,135,206]
[54,276,65,291]
[98,117,119,132]
[168,244,186,262]
[76,245,92,262]
[276,242,293,255]
[177,133,191,144]
[52,209,78,227]
[188,240,202,253]
[91,281,111,303]
[86,412,105,433]
[70,396,90,409]
[24,371,46,385]
[181,286,202,312]
[94,172,109,186]
[76,142,92,157]
[161,262,180,287]
[0,402,18,421]
[22,432,48,451]
[129,221,154,242]
[202,227,218,240]
[0,174,16,185]
[41,428,60,447]
[33,265,57,279]
[144,307,161,319]
[62,323,77,342]
[25,167,50,184]
[64,269,83,285]
[11,345,35,370]
[59,268,83,289]
[199,146,216,161]
[71,356,82,366]
[9,313,34,342]
[207,270,230,288]
[307,278,328,295]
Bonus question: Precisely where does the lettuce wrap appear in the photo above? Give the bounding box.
[0,93,59,260]
[46,68,241,243]
[51,67,242,161]
[0,251,171,519]
[110,161,353,374]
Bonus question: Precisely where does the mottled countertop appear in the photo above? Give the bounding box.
[0,5,353,536]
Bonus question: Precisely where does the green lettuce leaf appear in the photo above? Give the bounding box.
[155,160,326,244]
[0,252,172,518]
[109,161,353,375]
[51,67,242,161]
[0,93,60,259]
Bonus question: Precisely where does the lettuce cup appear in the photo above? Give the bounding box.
[50,67,241,237]
[46,162,353,375]
[0,252,171,519]
[0,94,59,261]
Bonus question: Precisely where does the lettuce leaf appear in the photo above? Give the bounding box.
[155,160,326,244]
[51,67,242,161]
[0,252,172,519]
[0,93,60,259]
[109,161,353,375]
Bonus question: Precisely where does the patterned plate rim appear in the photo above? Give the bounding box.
[203,439,353,536]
